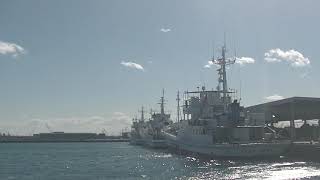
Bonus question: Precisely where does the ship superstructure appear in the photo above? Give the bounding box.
[163,42,291,158]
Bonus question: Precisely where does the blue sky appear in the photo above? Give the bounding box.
[1,0,319,135]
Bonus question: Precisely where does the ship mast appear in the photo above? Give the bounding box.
[176,91,180,123]
[160,89,165,115]
[221,42,228,100]
[212,37,235,108]
[139,106,145,122]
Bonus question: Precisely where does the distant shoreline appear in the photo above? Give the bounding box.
[0,138,129,143]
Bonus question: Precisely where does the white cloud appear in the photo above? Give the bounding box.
[160,28,171,33]
[120,61,144,71]
[236,57,255,65]
[264,48,310,67]
[264,94,284,102]
[0,41,26,57]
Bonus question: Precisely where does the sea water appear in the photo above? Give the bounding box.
[0,142,320,180]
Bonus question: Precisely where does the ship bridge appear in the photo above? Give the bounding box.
[245,97,320,139]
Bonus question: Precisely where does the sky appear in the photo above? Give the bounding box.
[0,0,320,135]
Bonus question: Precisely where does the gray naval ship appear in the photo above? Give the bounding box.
[130,91,172,148]
[129,111,145,145]
[163,43,291,158]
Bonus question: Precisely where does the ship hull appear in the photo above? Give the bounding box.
[164,132,291,158]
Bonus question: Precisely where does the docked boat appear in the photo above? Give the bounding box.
[129,111,146,145]
[130,91,172,148]
[163,42,291,158]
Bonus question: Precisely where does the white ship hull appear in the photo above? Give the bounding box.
[164,131,291,158]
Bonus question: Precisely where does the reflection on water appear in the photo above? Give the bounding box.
[181,157,320,180]
[141,151,320,179]
[0,143,319,180]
